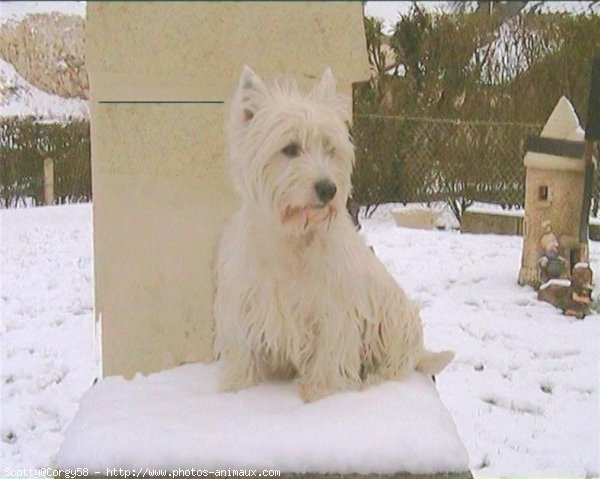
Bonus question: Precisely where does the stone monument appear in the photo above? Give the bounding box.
[86,2,370,378]
[518,96,590,289]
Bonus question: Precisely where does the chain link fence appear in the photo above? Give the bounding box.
[1,115,597,217]
[351,114,595,219]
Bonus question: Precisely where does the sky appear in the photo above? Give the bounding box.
[1,1,596,26]
[364,1,600,33]
[0,1,86,22]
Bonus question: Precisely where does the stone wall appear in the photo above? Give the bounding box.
[461,210,524,236]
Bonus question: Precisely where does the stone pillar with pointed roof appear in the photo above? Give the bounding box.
[518,96,589,288]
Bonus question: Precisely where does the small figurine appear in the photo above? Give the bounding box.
[568,263,594,316]
[538,263,594,319]
[539,220,559,256]
[537,220,567,283]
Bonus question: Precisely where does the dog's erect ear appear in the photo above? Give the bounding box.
[235,65,268,123]
[310,67,337,100]
[310,67,350,121]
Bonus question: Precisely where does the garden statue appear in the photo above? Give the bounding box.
[538,263,594,319]
[517,96,591,289]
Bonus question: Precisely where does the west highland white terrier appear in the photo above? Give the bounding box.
[213,66,454,402]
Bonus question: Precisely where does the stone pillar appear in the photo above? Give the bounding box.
[518,97,587,288]
[86,2,369,378]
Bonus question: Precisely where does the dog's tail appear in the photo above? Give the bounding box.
[416,350,455,375]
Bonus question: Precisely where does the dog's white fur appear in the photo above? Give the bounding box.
[213,66,454,402]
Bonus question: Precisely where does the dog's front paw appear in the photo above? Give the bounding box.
[219,364,261,394]
[298,381,334,402]
[361,372,384,390]
[219,375,259,394]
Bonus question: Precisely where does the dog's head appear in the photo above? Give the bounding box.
[227,66,354,235]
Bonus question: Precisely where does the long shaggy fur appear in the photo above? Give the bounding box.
[213,66,454,402]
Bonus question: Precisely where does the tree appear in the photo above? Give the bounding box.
[363,16,394,106]
[391,4,432,92]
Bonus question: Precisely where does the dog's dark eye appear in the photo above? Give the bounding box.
[282,142,301,158]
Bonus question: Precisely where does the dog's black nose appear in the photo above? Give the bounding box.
[314,179,337,203]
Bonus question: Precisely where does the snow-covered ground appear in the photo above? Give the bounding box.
[367,205,600,477]
[1,203,598,476]
[1,205,96,469]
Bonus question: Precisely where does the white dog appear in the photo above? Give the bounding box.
[213,66,454,402]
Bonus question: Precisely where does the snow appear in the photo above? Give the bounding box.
[364,207,600,477]
[0,204,97,469]
[1,203,599,477]
[56,363,468,474]
[0,58,89,121]
[539,279,572,290]
[388,201,524,230]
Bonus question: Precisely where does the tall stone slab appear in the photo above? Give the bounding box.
[86,2,370,378]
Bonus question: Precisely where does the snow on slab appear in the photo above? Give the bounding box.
[385,201,526,230]
[466,204,524,218]
[56,362,469,474]
[380,202,460,230]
